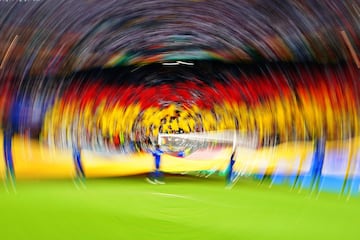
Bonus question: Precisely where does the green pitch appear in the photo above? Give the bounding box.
[0,175,359,240]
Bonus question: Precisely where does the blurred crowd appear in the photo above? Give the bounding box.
[0,1,358,74]
[0,1,359,154]
[37,62,359,152]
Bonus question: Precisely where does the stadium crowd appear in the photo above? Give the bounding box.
[38,62,359,152]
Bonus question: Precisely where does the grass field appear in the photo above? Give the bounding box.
[0,175,359,240]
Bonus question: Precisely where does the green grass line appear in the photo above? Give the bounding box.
[0,176,359,240]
